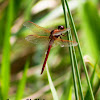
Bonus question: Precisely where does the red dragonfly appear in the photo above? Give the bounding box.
[24,21,78,74]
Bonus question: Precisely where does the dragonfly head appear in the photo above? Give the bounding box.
[58,25,64,30]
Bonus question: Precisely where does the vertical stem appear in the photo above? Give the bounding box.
[64,0,94,100]
[1,0,14,99]
[70,35,84,100]
[61,0,79,100]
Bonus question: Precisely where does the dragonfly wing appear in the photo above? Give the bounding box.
[23,21,51,36]
[53,28,70,36]
[25,35,50,45]
[54,38,78,47]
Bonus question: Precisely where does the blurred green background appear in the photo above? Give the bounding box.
[0,0,100,100]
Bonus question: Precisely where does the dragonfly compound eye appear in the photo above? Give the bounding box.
[58,25,64,30]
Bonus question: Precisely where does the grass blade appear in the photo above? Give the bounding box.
[84,65,96,100]
[61,0,79,99]
[64,0,94,99]
[85,56,100,99]
[46,64,59,100]
[1,0,14,99]
[15,60,29,100]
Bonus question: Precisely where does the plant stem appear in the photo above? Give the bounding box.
[61,0,79,100]
[64,0,94,100]
[1,0,14,99]
[70,35,84,100]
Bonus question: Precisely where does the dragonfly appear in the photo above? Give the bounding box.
[24,21,78,74]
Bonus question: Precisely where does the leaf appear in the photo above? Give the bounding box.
[46,64,59,100]
[15,60,29,100]
[1,0,14,99]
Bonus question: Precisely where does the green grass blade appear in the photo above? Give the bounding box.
[64,0,95,100]
[15,60,29,100]
[70,37,84,100]
[46,64,59,100]
[67,25,84,100]
[61,0,84,99]
[68,40,79,100]
[85,56,99,100]
[84,65,96,100]
[1,0,14,99]
[61,0,79,100]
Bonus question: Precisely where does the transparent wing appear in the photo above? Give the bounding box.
[53,38,78,47]
[25,35,50,45]
[53,28,70,36]
[23,21,51,36]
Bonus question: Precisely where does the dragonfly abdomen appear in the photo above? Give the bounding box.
[41,39,53,74]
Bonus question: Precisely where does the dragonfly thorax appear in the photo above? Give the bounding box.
[49,30,54,39]
[50,30,60,39]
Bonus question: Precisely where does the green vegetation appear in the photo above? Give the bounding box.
[0,0,100,100]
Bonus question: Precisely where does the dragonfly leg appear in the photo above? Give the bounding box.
[60,36,62,39]
[61,31,69,37]
[61,34,67,37]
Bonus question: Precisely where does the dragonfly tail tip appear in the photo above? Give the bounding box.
[40,70,43,75]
